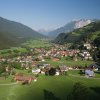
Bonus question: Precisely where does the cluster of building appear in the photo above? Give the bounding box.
[0,43,99,84]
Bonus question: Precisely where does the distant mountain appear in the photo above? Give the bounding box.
[0,17,44,49]
[38,29,53,36]
[48,19,93,38]
[54,21,100,47]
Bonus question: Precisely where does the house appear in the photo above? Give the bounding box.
[14,75,35,84]
[59,65,68,71]
[84,43,91,50]
[85,68,94,77]
[88,63,100,71]
[79,50,92,60]
[32,68,40,74]
[40,68,46,74]
[51,57,60,61]
[55,69,60,76]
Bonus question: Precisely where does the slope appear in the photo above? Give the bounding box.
[48,19,92,38]
[54,21,100,45]
[0,17,44,49]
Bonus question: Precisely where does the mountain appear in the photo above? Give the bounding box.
[0,17,44,49]
[54,21,100,47]
[48,19,92,38]
[38,29,47,35]
[37,29,53,36]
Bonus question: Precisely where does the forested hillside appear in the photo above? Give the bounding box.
[0,17,44,49]
[54,21,100,46]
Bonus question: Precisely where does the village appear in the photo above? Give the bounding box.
[0,42,99,85]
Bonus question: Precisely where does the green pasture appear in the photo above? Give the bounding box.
[46,59,94,67]
[0,39,50,57]
[22,39,51,48]
[0,71,100,100]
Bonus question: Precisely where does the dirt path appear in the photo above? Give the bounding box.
[69,74,100,80]
[0,82,17,86]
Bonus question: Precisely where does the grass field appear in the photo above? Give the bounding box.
[0,39,50,57]
[0,38,100,100]
[22,39,51,48]
[46,59,94,67]
[0,72,100,100]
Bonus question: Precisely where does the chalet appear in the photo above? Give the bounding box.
[85,68,94,77]
[51,57,60,61]
[40,68,46,74]
[79,50,92,60]
[84,43,91,50]
[37,63,45,69]
[31,61,37,67]
[14,75,36,84]
[32,68,40,74]
[59,65,68,72]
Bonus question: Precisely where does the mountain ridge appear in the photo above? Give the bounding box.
[47,19,93,38]
[0,17,44,49]
[54,21,100,47]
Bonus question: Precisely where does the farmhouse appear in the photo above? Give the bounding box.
[85,68,94,77]
[32,68,41,74]
[84,43,91,50]
[51,57,60,61]
[14,75,36,84]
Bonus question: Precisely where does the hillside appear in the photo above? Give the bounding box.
[0,17,44,49]
[54,21,100,46]
[48,19,92,38]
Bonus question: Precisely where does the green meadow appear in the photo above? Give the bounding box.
[0,39,100,100]
[46,59,94,67]
[0,71,100,100]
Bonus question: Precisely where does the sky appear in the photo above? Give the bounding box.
[0,0,100,31]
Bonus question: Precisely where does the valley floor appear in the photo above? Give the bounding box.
[0,39,100,100]
[0,74,100,100]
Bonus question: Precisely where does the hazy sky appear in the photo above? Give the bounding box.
[0,0,100,30]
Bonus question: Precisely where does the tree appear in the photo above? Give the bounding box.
[9,62,21,69]
[69,82,92,100]
[93,48,100,62]
[48,67,56,76]
[43,89,60,100]
[94,37,100,47]
[0,63,5,74]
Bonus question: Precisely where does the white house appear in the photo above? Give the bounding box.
[32,68,40,74]
[85,69,94,77]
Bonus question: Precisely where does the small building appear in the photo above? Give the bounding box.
[14,75,35,84]
[32,68,40,74]
[88,63,100,71]
[85,68,94,77]
[59,65,68,72]
[51,57,60,61]
[84,43,91,50]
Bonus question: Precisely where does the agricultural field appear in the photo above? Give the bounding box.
[22,38,51,48]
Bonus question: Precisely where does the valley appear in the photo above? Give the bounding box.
[0,14,100,100]
[0,37,100,100]
[0,0,100,100]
